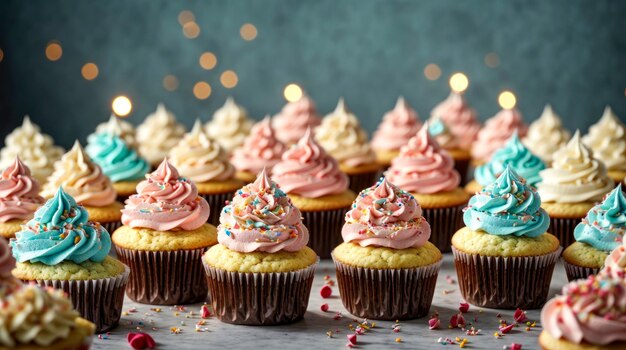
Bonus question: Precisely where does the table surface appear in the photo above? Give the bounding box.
[92,254,568,350]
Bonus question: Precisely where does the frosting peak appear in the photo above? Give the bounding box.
[91,114,137,148]
[582,106,626,172]
[231,116,287,174]
[574,185,626,252]
[272,95,322,144]
[371,97,422,151]
[206,97,253,152]
[522,105,570,164]
[136,103,186,166]
[430,93,480,150]
[0,156,45,223]
[86,133,150,182]
[471,108,527,162]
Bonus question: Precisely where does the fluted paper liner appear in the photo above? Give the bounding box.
[333,257,441,320]
[101,221,122,235]
[549,216,582,249]
[114,246,208,305]
[454,158,470,186]
[203,260,318,325]
[23,265,129,334]
[199,192,234,226]
[347,171,378,194]
[423,204,465,253]
[452,246,562,309]
[563,259,600,282]
[302,207,349,259]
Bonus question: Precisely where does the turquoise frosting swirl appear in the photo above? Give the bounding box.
[574,185,626,251]
[10,187,111,265]
[86,133,149,182]
[463,165,550,237]
[475,133,545,187]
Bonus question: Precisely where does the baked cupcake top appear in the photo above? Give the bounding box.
[603,238,626,280]
[42,141,116,207]
[315,99,376,168]
[0,157,45,223]
[272,128,349,198]
[342,178,431,249]
[169,120,235,183]
[371,97,422,152]
[522,105,570,164]
[428,116,458,150]
[574,185,626,252]
[90,114,137,149]
[471,108,527,162]
[474,132,545,187]
[217,169,309,253]
[205,97,253,153]
[0,116,64,183]
[10,187,111,265]
[430,93,480,150]
[386,122,460,194]
[136,103,186,166]
[86,133,150,183]
[537,131,614,203]
[272,95,321,145]
[231,116,287,175]
[464,165,549,237]
[582,106,626,172]
[121,158,210,231]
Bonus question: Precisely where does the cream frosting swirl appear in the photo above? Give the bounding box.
[272,95,321,145]
[272,129,349,198]
[430,93,481,150]
[471,108,527,162]
[522,105,570,164]
[122,158,210,230]
[386,122,460,194]
[205,97,253,152]
[231,116,287,174]
[582,106,626,172]
[603,242,626,280]
[0,116,64,183]
[91,114,137,148]
[342,178,431,249]
[169,120,235,182]
[537,131,614,203]
[371,97,422,151]
[315,99,377,167]
[217,169,309,253]
[0,157,45,223]
[136,103,186,166]
[427,116,459,150]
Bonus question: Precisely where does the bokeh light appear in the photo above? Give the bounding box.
[485,52,500,68]
[220,70,238,88]
[449,72,469,93]
[183,22,200,39]
[45,42,63,61]
[81,62,99,80]
[240,23,258,41]
[199,52,217,70]
[178,10,195,26]
[284,84,303,102]
[498,90,517,109]
[193,81,212,99]
[424,64,441,80]
[112,95,132,117]
[163,75,179,91]
[0,48,4,63]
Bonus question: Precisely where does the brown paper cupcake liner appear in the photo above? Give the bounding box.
[347,171,379,194]
[452,246,562,309]
[422,204,465,253]
[23,265,129,334]
[199,192,234,227]
[549,216,582,248]
[454,158,471,186]
[114,246,208,305]
[302,207,349,259]
[204,260,318,325]
[101,221,123,235]
[563,259,600,282]
[333,257,441,320]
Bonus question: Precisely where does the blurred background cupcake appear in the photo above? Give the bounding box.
[203,170,317,325]
[316,98,381,193]
[90,114,137,149]
[205,97,253,154]
[136,103,186,168]
[430,89,480,156]
[0,157,44,239]
[428,117,471,184]
[371,97,421,169]
[537,131,614,247]
[522,105,570,165]
[272,94,321,146]
[582,106,626,184]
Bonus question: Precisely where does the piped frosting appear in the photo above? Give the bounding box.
[574,185,626,252]
[136,103,186,166]
[90,114,137,148]
[522,105,570,164]
[205,97,253,153]
[0,157,45,223]
[371,97,422,151]
[86,134,150,182]
[231,116,287,175]
[582,106,626,172]
[272,95,321,145]
[430,93,480,150]
[471,108,527,162]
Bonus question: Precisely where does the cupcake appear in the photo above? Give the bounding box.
[42,141,123,233]
[537,131,614,247]
[10,187,129,333]
[562,185,626,281]
[332,178,442,320]
[169,120,244,226]
[203,169,318,325]
[231,116,287,183]
[452,166,561,309]
[470,106,527,165]
[430,92,481,151]
[272,129,355,258]
[0,157,45,239]
[90,114,137,149]
[205,97,253,153]
[0,116,64,183]
[385,122,469,252]
[112,159,216,305]
[371,97,422,168]
[428,117,472,184]
[136,103,186,167]
[315,99,381,192]
[86,133,150,201]
[582,106,626,184]
[272,94,321,145]
[522,105,570,165]
[465,132,545,194]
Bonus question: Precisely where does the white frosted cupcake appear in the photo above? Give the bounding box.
[522,105,569,165]
[136,103,186,167]
[205,97,253,153]
[582,106,626,184]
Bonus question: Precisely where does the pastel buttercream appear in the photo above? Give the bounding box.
[86,133,150,182]
[0,157,45,223]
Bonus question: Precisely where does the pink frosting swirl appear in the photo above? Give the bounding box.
[385,123,460,194]
[342,178,431,249]
[471,108,528,162]
[431,93,481,150]
[0,157,45,223]
[602,241,626,280]
[232,117,287,174]
[272,95,321,145]
[0,237,16,278]
[272,129,349,198]
[122,158,210,231]
[217,169,309,253]
[371,97,422,151]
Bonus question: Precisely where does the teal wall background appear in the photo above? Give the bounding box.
[0,0,625,148]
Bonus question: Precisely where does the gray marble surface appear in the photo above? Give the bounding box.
[93,254,568,350]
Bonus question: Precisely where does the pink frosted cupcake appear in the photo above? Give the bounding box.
[471,108,527,165]
[272,95,321,145]
[431,92,481,151]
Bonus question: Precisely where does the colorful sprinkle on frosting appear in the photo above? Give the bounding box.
[574,185,626,252]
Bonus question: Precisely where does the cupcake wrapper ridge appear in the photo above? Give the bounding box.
[549,217,582,249]
[302,207,349,259]
[199,192,235,227]
[422,204,465,253]
[101,221,123,235]
[454,158,470,186]
[563,259,601,282]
